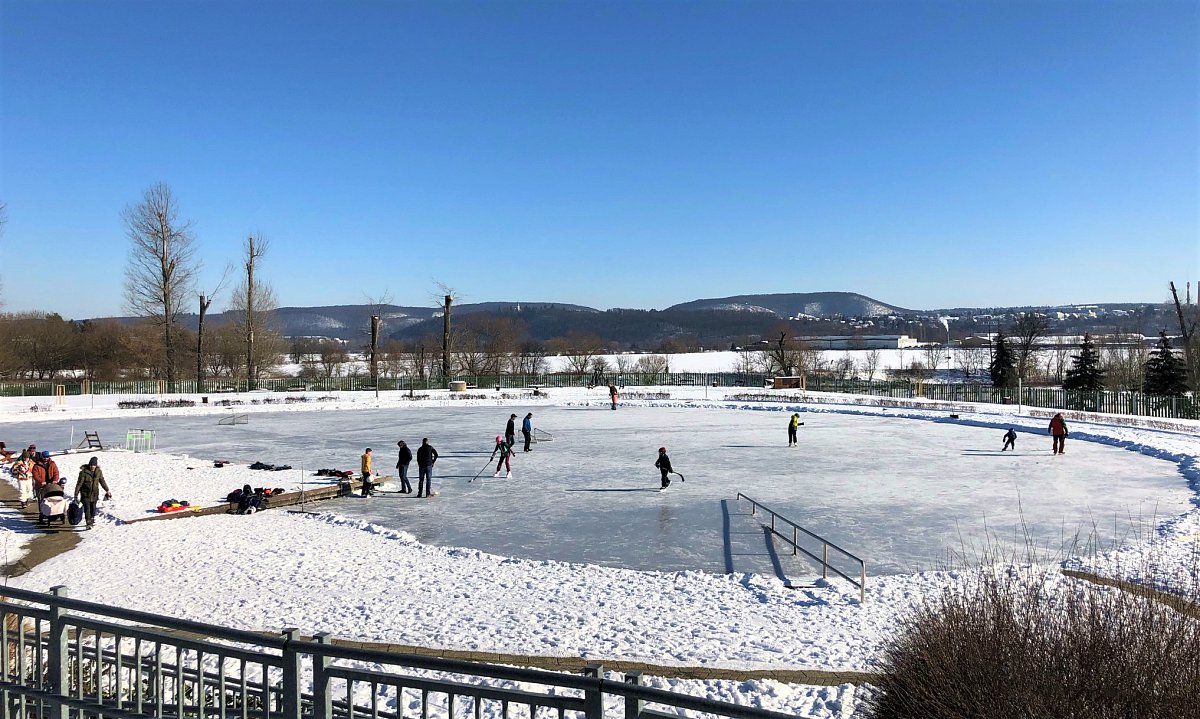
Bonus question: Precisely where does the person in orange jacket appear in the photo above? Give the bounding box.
[32,451,61,500]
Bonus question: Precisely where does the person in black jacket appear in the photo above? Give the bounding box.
[504,414,517,447]
[654,447,672,490]
[395,440,413,493]
[1002,428,1017,452]
[416,438,438,498]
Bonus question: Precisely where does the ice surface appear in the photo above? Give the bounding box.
[12,404,1187,578]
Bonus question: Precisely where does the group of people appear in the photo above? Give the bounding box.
[359,439,439,498]
[1,443,112,529]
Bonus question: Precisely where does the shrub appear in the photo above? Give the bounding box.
[866,563,1200,718]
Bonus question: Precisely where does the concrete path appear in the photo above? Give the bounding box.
[0,480,81,578]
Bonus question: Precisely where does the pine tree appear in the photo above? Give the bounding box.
[989,330,1015,388]
[1063,333,1104,391]
[1143,331,1188,396]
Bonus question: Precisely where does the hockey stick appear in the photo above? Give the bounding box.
[469,458,494,483]
[670,471,686,482]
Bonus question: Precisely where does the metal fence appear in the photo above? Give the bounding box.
[735,494,866,603]
[0,374,770,398]
[0,586,801,719]
[801,377,1200,420]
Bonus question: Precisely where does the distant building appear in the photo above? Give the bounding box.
[798,335,919,350]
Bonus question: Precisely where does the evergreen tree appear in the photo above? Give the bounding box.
[1063,333,1104,391]
[989,331,1015,388]
[1143,331,1188,395]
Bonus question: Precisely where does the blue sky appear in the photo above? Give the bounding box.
[1,0,1196,319]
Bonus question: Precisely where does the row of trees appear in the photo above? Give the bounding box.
[988,331,1189,395]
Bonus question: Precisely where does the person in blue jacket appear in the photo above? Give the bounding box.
[522,412,533,452]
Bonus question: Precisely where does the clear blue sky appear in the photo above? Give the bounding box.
[1,0,1196,319]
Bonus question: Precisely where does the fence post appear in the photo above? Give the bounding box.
[312,633,333,719]
[48,585,69,719]
[583,664,604,719]
[822,544,829,579]
[281,628,302,719]
[623,671,644,719]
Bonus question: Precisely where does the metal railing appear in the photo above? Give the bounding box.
[0,585,803,719]
[735,494,866,603]
[2,374,770,398]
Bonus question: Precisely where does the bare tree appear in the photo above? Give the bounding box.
[733,349,763,374]
[1169,281,1199,389]
[956,346,987,380]
[122,183,199,385]
[558,331,604,373]
[858,349,882,380]
[1098,330,1147,391]
[511,340,548,375]
[635,354,668,374]
[227,235,280,386]
[196,267,231,393]
[922,343,945,373]
[1009,313,1050,381]
[319,339,348,378]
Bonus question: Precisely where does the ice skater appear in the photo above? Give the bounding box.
[395,440,413,493]
[655,447,673,490]
[1049,413,1069,455]
[788,413,800,446]
[522,412,533,452]
[1002,428,1017,452]
[609,385,619,410]
[491,435,513,478]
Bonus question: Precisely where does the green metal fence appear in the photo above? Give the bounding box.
[9,374,1196,420]
[803,377,1200,420]
[1,373,770,397]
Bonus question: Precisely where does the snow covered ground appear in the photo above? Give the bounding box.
[0,387,1197,718]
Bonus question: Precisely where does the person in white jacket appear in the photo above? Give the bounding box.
[14,457,34,508]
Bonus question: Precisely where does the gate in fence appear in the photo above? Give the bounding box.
[0,586,800,719]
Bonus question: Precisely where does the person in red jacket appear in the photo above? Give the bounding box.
[1048,413,1069,455]
[32,451,61,500]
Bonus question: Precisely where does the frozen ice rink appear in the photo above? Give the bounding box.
[12,404,1189,578]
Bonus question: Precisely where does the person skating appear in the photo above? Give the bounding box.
[360,448,376,497]
[491,435,514,478]
[1048,413,1069,455]
[655,447,673,490]
[505,414,517,448]
[416,438,438,497]
[1002,428,1017,452]
[788,414,800,446]
[395,440,413,494]
[76,456,112,529]
[609,385,619,410]
[522,412,533,452]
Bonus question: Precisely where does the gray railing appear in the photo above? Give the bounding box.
[735,494,866,603]
[0,585,802,719]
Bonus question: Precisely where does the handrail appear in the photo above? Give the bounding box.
[735,493,867,602]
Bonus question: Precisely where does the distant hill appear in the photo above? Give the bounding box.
[666,292,909,318]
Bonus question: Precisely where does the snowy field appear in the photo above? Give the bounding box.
[1,387,1197,718]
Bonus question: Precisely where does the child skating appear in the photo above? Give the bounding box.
[491,435,514,478]
[1002,428,1017,452]
[655,447,673,490]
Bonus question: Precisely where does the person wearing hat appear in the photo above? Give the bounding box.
[654,447,673,490]
[787,414,801,447]
[0,442,13,463]
[490,435,513,478]
[32,451,60,500]
[76,456,112,528]
[395,440,413,494]
[18,444,37,463]
[504,414,517,448]
[13,454,34,509]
